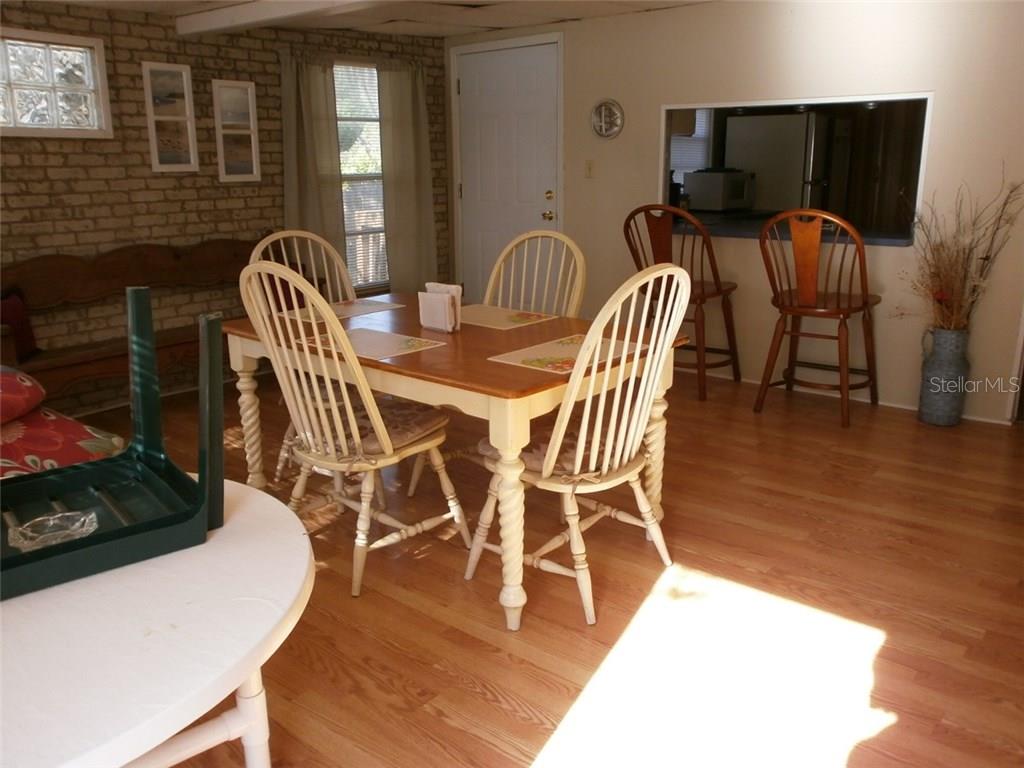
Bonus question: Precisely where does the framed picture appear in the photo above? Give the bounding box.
[141,61,198,172]
[212,79,260,182]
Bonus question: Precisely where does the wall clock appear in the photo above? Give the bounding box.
[591,99,624,139]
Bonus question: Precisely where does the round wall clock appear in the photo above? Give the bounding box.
[591,99,624,139]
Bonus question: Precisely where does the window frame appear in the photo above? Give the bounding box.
[141,61,199,173]
[212,78,261,183]
[334,61,389,292]
[0,26,112,139]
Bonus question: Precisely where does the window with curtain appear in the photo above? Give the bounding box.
[334,64,388,289]
[669,107,712,182]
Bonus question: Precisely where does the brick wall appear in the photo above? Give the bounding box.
[0,0,450,413]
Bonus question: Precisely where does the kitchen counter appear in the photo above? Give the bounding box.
[678,210,913,247]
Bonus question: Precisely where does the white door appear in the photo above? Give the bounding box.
[455,41,560,302]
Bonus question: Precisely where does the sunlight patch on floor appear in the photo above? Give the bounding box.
[533,564,896,768]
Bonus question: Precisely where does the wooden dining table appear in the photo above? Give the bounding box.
[222,293,677,631]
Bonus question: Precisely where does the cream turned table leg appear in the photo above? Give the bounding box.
[489,399,531,631]
[228,337,267,489]
[122,667,273,768]
[236,669,272,768]
[643,359,674,522]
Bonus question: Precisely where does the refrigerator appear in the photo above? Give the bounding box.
[723,112,829,211]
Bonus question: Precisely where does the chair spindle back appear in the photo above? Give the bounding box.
[623,204,722,289]
[250,230,355,305]
[484,230,587,317]
[542,264,690,480]
[239,261,392,461]
[759,209,869,311]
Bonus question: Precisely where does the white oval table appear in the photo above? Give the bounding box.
[1,479,314,768]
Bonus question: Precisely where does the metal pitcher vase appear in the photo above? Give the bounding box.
[918,328,970,426]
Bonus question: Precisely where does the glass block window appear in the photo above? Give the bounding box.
[0,28,111,138]
[334,64,388,290]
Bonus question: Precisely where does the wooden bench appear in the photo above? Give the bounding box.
[1,239,255,398]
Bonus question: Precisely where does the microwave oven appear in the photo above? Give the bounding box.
[683,170,755,211]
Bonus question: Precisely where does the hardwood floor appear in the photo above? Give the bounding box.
[86,377,1024,767]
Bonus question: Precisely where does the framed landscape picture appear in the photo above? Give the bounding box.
[141,61,198,172]
[212,79,260,182]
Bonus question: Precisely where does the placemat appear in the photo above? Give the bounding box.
[346,328,445,360]
[284,298,403,320]
[331,298,404,318]
[460,304,555,330]
[488,334,645,374]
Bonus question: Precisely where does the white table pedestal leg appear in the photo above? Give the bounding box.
[490,401,530,631]
[232,352,267,489]
[123,668,272,768]
[236,669,272,768]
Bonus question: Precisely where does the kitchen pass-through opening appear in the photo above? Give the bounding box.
[664,95,929,243]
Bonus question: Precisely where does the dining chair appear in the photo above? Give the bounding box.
[623,204,740,400]
[483,230,587,317]
[239,260,472,596]
[753,209,879,427]
[406,229,588,498]
[464,263,691,624]
[249,230,359,485]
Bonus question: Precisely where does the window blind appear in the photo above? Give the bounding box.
[334,64,388,289]
[669,108,712,181]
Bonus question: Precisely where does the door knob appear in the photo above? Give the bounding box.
[541,210,555,221]
[544,189,554,200]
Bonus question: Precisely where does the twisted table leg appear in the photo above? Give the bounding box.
[490,401,530,631]
[236,367,267,489]
[643,394,667,522]
[495,447,527,630]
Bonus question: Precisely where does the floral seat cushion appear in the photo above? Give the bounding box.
[294,395,448,457]
[476,413,581,476]
[1,407,124,480]
[1,366,46,424]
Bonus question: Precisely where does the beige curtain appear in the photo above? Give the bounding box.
[280,51,345,259]
[378,63,436,293]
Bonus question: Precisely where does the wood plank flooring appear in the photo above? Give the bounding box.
[86,377,1024,767]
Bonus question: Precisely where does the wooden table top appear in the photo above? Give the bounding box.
[223,293,598,400]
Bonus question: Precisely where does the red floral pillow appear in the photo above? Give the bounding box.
[0,407,124,479]
[1,366,46,425]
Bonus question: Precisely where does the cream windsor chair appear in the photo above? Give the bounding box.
[406,229,588,497]
[464,263,691,624]
[248,230,364,486]
[483,229,587,316]
[239,260,472,597]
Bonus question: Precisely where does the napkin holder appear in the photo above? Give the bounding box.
[418,283,462,333]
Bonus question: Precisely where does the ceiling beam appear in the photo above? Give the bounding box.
[175,0,361,36]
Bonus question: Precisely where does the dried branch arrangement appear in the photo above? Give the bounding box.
[911,178,1024,329]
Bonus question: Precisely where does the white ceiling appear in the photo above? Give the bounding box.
[71,1,698,37]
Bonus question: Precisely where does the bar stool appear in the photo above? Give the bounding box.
[624,204,740,400]
[753,209,880,427]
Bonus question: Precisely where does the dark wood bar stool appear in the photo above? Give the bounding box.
[753,209,880,427]
[624,204,740,400]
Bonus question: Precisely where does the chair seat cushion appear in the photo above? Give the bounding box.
[1,407,123,479]
[1,367,46,424]
[358,397,448,455]
[476,414,579,476]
